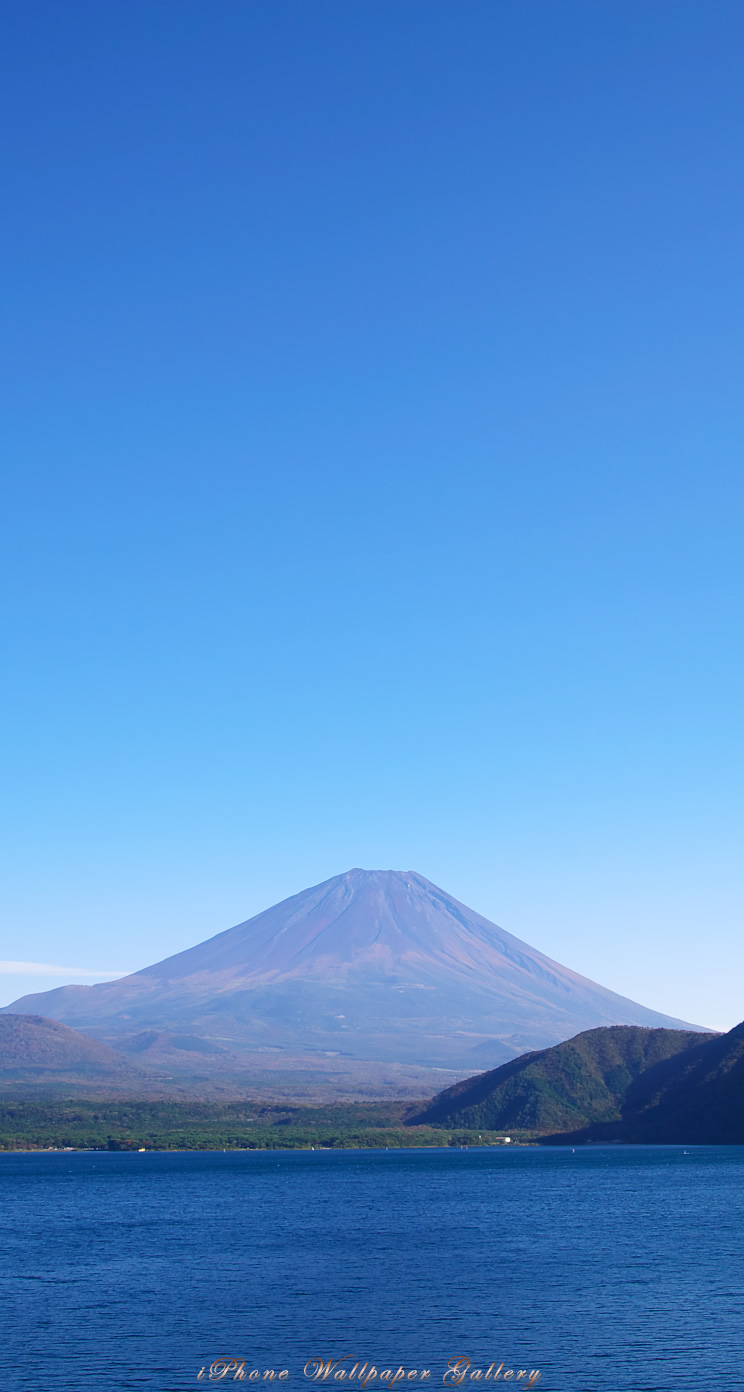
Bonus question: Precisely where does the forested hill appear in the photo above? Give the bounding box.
[409,1025,717,1135]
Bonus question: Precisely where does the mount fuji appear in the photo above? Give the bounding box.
[2,870,705,1091]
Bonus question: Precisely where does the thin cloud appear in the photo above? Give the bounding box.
[0,961,130,978]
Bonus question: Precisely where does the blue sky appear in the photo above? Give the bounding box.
[2,1,742,1029]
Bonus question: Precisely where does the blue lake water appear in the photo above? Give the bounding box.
[1,1146,742,1392]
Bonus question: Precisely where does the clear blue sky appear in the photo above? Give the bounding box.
[2,1,742,1029]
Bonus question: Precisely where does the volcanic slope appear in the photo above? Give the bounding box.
[3,869,707,1075]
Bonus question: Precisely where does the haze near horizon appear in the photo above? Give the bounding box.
[2,2,743,1030]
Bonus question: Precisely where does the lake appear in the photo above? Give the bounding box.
[1,1146,741,1391]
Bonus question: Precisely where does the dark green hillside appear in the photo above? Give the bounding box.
[619,1019,744,1143]
[410,1026,713,1133]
